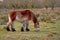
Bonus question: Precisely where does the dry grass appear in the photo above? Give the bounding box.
[0,8,60,40]
[0,21,60,40]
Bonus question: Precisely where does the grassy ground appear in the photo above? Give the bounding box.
[0,8,60,40]
[0,20,60,40]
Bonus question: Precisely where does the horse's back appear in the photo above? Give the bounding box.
[8,10,34,22]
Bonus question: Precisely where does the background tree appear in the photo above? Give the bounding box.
[49,0,56,10]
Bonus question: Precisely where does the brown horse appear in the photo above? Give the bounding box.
[6,10,40,32]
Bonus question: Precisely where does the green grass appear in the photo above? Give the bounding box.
[0,11,60,40]
[0,20,60,40]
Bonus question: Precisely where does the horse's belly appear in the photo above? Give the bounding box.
[16,16,27,22]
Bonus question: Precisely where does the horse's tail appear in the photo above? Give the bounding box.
[7,11,16,25]
[6,11,16,31]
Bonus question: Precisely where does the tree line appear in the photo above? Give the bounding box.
[0,0,60,9]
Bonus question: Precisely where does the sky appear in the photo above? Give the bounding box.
[0,0,3,1]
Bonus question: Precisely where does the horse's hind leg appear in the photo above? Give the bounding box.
[6,22,16,32]
[11,23,16,32]
[6,22,11,31]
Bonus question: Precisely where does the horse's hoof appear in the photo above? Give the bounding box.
[21,30,24,32]
[12,28,16,32]
[12,30,16,32]
[21,27,24,32]
[6,27,10,31]
[26,28,30,31]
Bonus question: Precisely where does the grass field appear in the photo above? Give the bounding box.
[0,8,60,40]
[0,20,60,40]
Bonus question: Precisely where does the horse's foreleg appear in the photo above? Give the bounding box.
[26,22,30,31]
[21,23,25,32]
